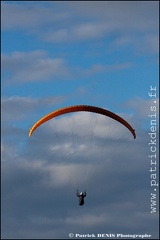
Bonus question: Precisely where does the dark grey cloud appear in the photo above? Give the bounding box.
[1,98,159,239]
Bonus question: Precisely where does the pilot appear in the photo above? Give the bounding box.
[76,190,86,206]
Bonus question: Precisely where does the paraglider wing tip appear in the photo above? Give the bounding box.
[133,129,136,139]
[28,129,32,137]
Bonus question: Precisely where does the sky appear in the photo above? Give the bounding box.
[1,1,159,239]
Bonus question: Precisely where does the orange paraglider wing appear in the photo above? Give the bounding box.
[29,105,136,139]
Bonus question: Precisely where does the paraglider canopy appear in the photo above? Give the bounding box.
[29,105,136,139]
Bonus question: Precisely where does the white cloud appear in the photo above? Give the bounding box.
[125,97,159,121]
[71,22,108,41]
[2,2,158,55]
[2,51,70,83]
[83,62,133,76]
[46,111,135,140]
[1,96,65,121]
[2,49,134,84]
[44,29,68,42]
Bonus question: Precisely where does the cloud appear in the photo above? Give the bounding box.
[1,96,65,122]
[2,49,134,84]
[2,2,158,55]
[2,1,157,32]
[44,29,69,42]
[1,2,70,30]
[68,1,158,31]
[142,34,159,55]
[65,213,107,227]
[83,62,133,76]
[2,123,159,239]
[43,22,109,42]
[1,1,159,238]
[2,50,70,83]
[125,97,159,123]
[2,124,159,238]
